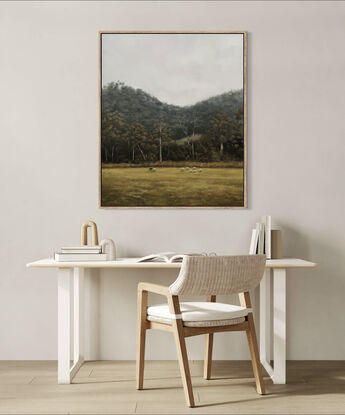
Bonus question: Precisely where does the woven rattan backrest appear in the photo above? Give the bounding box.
[169,255,266,296]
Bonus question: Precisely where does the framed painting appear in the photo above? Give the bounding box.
[99,31,247,208]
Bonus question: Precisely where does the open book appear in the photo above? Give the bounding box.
[137,252,217,264]
[137,252,185,263]
[137,252,216,263]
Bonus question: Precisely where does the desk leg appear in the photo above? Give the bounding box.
[273,268,286,384]
[260,268,273,379]
[71,267,84,380]
[58,268,72,384]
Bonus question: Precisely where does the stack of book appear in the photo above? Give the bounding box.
[249,215,272,258]
[54,246,107,262]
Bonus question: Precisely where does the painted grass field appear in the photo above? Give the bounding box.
[101,167,244,207]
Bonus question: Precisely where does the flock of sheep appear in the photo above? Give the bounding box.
[148,167,203,173]
[180,167,203,173]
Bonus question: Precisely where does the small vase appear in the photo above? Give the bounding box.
[100,239,116,260]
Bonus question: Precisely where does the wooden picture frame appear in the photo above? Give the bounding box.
[99,31,247,209]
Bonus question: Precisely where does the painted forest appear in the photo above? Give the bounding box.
[101,82,244,165]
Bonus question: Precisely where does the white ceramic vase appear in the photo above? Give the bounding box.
[100,239,116,260]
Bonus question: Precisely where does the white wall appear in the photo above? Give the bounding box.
[0,1,344,360]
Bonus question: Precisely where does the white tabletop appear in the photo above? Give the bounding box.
[27,258,316,269]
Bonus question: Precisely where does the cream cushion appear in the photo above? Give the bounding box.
[147,302,250,328]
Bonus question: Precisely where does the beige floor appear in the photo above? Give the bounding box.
[0,360,344,414]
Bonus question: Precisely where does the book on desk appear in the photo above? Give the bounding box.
[55,245,106,261]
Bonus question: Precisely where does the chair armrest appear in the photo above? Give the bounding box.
[138,282,171,297]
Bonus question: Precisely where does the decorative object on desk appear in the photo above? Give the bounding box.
[54,222,104,262]
[100,239,116,260]
[271,229,282,259]
[249,215,272,257]
[99,31,247,208]
[80,221,99,245]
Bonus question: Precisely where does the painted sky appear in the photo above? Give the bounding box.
[102,33,243,107]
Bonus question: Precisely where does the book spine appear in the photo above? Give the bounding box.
[266,216,272,259]
[258,223,265,255]
[249,229,259,255]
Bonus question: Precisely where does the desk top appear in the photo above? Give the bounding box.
[27,258,316,269]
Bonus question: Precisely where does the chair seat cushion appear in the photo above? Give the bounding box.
[147,314,245,327]
[147,302,250,327]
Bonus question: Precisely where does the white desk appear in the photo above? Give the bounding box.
[27,258,316,385]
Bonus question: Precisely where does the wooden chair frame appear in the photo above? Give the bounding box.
[136,282,265,408]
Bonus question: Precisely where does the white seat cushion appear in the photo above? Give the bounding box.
[147,302,250,327]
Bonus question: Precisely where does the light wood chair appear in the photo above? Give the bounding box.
[136,254,267,407]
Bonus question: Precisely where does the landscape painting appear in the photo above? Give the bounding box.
[100,32,246,208]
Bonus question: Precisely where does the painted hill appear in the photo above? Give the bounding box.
[102,81,243,141]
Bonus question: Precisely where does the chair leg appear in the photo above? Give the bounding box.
[204,294,216,380]
[172,321,195,407]
[246,314,266,395]
[203,333,213,380]
[136,290,148,390]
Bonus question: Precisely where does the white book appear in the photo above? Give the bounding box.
[261,215,272,259]
[55,252,107,262]
[61,245,101,253]
[257,223,265,255]
[137,252,185,263]
[60,248,102,254]
[249,229,259,255]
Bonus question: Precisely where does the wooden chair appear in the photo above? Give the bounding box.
[136,254,267,407]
